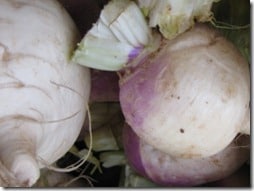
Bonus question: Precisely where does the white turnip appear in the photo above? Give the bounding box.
[0,0,90,186]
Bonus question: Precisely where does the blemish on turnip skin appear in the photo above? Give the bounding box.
[180,128,184,133]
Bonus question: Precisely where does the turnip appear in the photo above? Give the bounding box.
[119,24,250,158]
[123,123,250,186]
[72,0,250,159]
[0,0,90,186]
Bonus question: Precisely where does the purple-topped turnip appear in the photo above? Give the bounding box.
[72,0,250,159]
[123,123,250,186]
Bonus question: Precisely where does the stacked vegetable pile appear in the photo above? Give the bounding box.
[70,0,251,187]
[0,0,250,187]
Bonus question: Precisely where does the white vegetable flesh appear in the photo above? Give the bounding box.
[0,0,90,186]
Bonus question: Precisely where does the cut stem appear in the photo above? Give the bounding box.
[72,0,152,71]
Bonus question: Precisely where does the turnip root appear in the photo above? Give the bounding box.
[0,0,90,186]
[119,24,250,158]
[71,0,250,159]
[123,124,250,186]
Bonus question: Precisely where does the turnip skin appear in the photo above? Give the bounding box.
[0,0,90,186]
[123,123,250,186]
[119,24,250,159]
